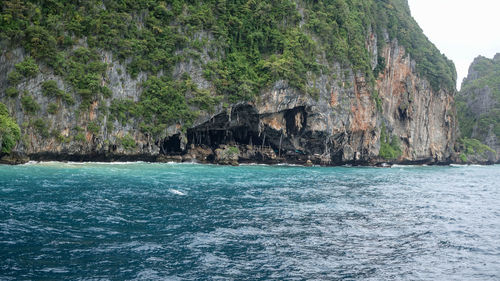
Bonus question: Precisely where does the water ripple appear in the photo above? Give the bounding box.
[0,163,499,280]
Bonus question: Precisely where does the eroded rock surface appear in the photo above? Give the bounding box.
[164,41,457,166]
[1,40,457,166]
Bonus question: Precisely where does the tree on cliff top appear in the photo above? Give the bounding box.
[0,103,21,154]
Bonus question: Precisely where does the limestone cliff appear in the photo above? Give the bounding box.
[1,39,457,165]
[0,0,458,165]
[178,40,456,165]
[456,54,500,163]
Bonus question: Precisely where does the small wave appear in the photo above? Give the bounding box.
[391,164,411,168]
[241,163,309,167]
[22,161,42,166]
[133,243,163,252]
[391,164,427,168]
[67,161,148,165]
[169,189,186,196]
[22,161,150,166]
[240,163,271,166]
[101,198,118,205]
[160,162,204,166]
[276,163,309,167]
[146,257,166,262]
[39,267,69,273]
[450,164,487,168]
[104,215,131,223]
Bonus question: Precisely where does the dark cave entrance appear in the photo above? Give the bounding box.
[162,134,183,154]
[186,104,263,149]
[159,104,312,156]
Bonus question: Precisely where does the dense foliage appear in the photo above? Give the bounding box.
[457,55,500,144]
[458,137,496,162]
[379,124,402,160]
[0,102,21,154]
[1,0,456,141]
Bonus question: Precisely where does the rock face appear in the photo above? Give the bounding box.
[0,151,29,165]
[180,41,456,165]
[0,48,158,162]
[456,54,500,163]
[0,1,459,166]
[1,39,457,165]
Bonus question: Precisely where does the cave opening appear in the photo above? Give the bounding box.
[185,104,264,149]
[284,106,307,136]
[186,126,264,149]
[162,134,183,155]
[160,105,312,157]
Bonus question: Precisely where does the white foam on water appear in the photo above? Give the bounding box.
[450,164,487,168]
[160,161,204,165]
[391,164,431,168]
[276,163,306,167]
[241,163,306,167]
[22,161,43,166]
[22,161,149,166]
[391,164,413,168]
[70,161,147,165]
[169,189,186,196]
[39,267,69,273]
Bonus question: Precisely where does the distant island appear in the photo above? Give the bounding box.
[456,54,500,164]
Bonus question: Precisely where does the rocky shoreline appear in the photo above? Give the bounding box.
[2,145,495,166]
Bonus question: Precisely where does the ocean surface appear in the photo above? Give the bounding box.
[0,162,499,280]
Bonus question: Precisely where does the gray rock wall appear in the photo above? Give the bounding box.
[0,36,458,165]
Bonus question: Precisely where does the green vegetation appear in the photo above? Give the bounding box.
[64,48,108,109]
[227,146,240,156]
[379,124,402,160]
[0,102,21,154]
[109,74,216,137]
[459,137,495,157]
[106,120,114,132]
[0,0,456,141]
[372,90,383,112]
[21,94,39,114]
[41,80,62,96]
[33,118,49,138]
[7,70,22,85]
[87,121,100,135]
[74,132,86,142]
[119,134,136,150]
[15,56,38,78]
[373,1,456,92]
[109,99,136,126]
[373,56,386,78]
[73,126,86,142]
[47,103,58,114]
[457,55,500,146]
[5,87,19,98]
[41,80,74,104]
[459,153,467,163]
[139,76,196,130]
[53,130,70,143]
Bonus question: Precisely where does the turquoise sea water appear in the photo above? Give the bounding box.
[0,162,499,280]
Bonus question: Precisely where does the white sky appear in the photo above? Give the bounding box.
[407,0,500,89]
